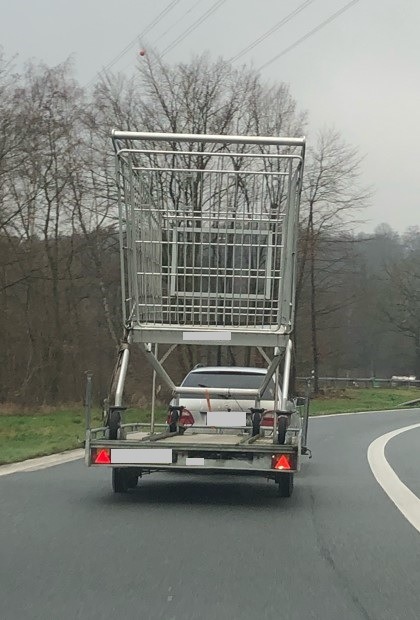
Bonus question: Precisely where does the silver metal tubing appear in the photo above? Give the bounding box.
[143,343,176,391]
[117,147,303,161]
[281,339,293,410]
[112,129,306,148]
[151,343,158,434]
[257,352,281,399]
[173,386,260,398]
[115,347,130,407]
[257,347,272,366]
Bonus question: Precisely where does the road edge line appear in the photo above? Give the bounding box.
[0,449,83,477]
[367,422,420,534]
[312,407,419,419]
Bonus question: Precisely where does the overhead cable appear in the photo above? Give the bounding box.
[161,0,227,57]
[258,0,361,71]
[229,0,315,63]
[86,0,181,86]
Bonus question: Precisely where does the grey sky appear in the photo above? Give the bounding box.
[1,0,419,234]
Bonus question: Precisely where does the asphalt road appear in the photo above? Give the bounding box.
[1,409,420,620]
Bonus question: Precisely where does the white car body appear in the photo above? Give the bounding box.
[173,366,283,426]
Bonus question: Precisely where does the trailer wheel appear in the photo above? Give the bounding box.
[277,473,294,498]
[277,416,288,445]
[112,468,128,493]
[127,473,139,489]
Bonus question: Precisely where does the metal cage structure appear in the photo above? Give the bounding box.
[111,131,306,428]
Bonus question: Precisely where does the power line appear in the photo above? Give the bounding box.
[157,0,206,43]
[258,0,361,71]
[161,0,227,57]
[85,0,181,87]
[229,0,315,63]
[115,1,208,77]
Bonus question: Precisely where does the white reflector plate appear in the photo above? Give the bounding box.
[206,411,247,428]
[110,449,173,464]
[183,331,231,342]
[186,457,205,466]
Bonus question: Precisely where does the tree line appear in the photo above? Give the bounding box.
[0,49,418,405]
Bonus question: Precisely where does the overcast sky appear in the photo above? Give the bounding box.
[1,0,419,234]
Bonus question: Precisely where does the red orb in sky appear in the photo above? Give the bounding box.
[139,49,146,57]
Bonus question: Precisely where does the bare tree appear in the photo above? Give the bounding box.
[381,227,420,376]
[296,128,371,391]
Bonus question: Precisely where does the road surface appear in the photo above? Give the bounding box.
[1,409,420,620]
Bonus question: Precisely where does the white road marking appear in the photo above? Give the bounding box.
[313,407,419,419]
[367,423,420,534]
[0,449,83,477]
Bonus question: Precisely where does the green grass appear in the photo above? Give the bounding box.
[1,388,419,465]
[309,387,420,416]
[0,407,166,465]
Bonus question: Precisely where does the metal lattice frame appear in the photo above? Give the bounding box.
[113,131,305,348]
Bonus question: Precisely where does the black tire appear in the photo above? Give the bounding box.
[277,416,288,445]
[277,473,294,498]
[127,473,139,489]
[252,411,262,436]
[112,468,129,493]
[168,408,179,433]
[108,410,121,440]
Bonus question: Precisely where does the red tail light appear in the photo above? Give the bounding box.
[93,448,111,464]
[179,409,195,426]
[261,411,275,427]
[272,454,292,470]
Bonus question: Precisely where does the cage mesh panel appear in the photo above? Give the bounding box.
[117,146,301,331]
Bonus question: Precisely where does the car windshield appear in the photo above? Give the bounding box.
[180,371,275,400]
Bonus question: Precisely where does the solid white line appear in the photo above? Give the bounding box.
[367,423,420,534]
[0,449,83,477]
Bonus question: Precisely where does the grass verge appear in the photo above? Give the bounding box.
[0,407,166,465]
[309,387,420,415]
[1,388,419,465]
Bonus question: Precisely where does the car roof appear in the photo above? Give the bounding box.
[189,366,267,375]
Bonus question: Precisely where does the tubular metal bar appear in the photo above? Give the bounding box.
[173,386,260,398]
[142,343,176,392]
[148,431,179,442]
[117,147,303,161]
[116,153,130,326]
[159,344,177,365]
[131,329,289,348]
[112,130,306,148]
[257,350,282,399]
[115,346,130,407]
[151,343,158,434]
[84,372,93,431]
[281,339,293,411]
[257,347,272,366]
[247,433,264,444]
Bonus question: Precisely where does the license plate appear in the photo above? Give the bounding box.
[206,411,247,427]
[186,457,205,466]
[110,448,173,464]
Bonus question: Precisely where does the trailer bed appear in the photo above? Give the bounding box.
[127,431,283,447]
